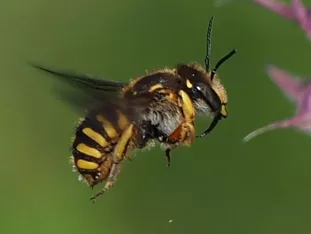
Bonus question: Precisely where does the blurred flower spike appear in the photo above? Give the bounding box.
[243,65,311,143]
[254,0,311,40]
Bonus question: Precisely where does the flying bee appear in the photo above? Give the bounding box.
[32,16,236,201]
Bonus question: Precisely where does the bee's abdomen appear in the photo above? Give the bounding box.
[71,114,127,186]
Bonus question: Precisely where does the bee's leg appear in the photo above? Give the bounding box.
[112,124,134,164]
[178,90,195,122]
[136,121,155,149]
[165,122,195,168]
[177,90,196,145]
[90,162,122,202]
[165,148,171,167]
[89,124,135,202]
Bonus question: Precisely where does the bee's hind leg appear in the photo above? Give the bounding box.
[90,124,135,202]
[90,163,122,202]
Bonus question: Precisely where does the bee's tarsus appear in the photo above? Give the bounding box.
[165,148,171,167]
[90,190,105,202]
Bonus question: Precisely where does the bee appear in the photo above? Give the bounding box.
[32,16,237,201]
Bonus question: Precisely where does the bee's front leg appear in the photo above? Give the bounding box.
[164,121,195,168]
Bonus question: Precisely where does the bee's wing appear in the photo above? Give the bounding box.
[32,63,126,93]
[32,64,177,129]
[31,63,128,114]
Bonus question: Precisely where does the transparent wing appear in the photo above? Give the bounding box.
[31,63,129,114]
[31,63,168,123]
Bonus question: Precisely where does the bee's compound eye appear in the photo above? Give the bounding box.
[196,86,201,91]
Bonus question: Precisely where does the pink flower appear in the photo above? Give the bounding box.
[243,65,311,142]
[254,0,311,39]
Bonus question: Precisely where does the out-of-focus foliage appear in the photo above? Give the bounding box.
[243,65,311,142]
[254,0,311,40]
[2,0,311,234]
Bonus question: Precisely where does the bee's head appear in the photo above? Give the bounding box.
[177,16,236,138]
[177,63,228,119]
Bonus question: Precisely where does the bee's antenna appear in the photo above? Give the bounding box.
[204,16,214,73]
[211,49,237,80]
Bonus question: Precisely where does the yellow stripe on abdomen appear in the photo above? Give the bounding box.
[76,143,102,159]
[77,159,99,170]
[82,127,109,148]
[96,115,119,138]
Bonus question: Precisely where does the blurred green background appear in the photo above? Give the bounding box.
[2,0,311,233]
